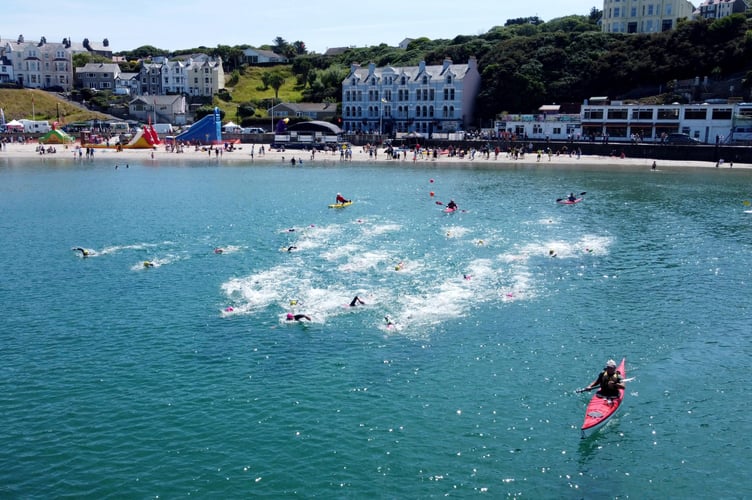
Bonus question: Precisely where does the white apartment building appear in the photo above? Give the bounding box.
[602,0,697,33]
[0,36,73,90]
[341,57,481,136]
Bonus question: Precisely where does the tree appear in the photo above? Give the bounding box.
[236,102,256,119]
[505,16,543,27]
[194,105,225,121]
[268,72,286,99]
[273,36,289,55]
[292,40,307,55]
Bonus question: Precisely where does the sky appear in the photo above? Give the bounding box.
[4,0,600,54]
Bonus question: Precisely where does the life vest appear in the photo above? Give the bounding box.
[599,370,622,394]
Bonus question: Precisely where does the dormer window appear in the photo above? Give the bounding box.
[446,76,452,84]
[422,76,428,84]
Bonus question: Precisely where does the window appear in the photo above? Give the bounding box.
[657,108,679,120]
[607,108,628,120]
[583,109,604,120]
[632,109,653,120]
[712,108,732,120]
[684,108,707,120]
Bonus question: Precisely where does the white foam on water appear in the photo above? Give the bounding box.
[99,241,166,255]
[337,250,393,273]
[361,222,402,237]
[221,264,301,313]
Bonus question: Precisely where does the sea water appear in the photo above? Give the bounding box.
[1,155,750,498]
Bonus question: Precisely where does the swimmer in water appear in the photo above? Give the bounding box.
[286,313,311,321]
[214,247,224,254]
[384,316,394,327]
[287,246,297,252]
[549,249,557,258]
[143,261,155,268]
[72,247,90,257]
[349,295,365,307]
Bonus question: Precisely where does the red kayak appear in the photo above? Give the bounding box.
[581,357,626,437]
[443,207,457,213]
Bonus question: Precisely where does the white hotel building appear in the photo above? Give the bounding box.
[341,58,481,136]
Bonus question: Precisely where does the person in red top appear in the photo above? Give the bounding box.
[336,193,351,204]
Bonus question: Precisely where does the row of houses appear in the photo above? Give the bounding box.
[495,100,752,144]
[0,36,286,95]
[0,35,111,90]
[77,55,225,98]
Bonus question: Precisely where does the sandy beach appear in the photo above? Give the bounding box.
[3,141,750,170]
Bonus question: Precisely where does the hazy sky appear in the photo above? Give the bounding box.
[4,0,600,53]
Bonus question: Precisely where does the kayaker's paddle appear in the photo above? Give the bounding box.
[556,191,587,203]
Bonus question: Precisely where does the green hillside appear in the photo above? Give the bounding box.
[215,66,303,123]
[0,89,110,124]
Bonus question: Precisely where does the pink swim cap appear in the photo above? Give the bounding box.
[286,313,294,320]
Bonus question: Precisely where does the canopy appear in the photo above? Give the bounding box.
[5,119,24,130]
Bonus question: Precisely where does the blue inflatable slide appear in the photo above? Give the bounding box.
[176,107,223,144]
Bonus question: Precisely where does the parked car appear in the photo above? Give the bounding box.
[666,133,701,145]
[241,127,266,134]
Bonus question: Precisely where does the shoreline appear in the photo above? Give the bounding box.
[2,141,750,170]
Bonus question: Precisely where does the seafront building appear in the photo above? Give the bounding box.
[495,100,752,144]
[341,58,481,136]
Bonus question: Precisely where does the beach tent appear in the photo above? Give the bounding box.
[222,121,241,133]
[39,128,75,144]
[5,119,24,131]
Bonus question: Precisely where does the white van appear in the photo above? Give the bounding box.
[152,123,173,134]
[19,120,51,133]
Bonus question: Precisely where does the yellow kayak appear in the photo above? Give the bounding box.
[328,201,353,208]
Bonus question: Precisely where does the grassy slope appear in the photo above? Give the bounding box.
[215,65,303,120]
[0,89,109,124]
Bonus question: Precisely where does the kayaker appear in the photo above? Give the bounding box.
[567,192,577,202]
[447,199,458,210]
[582,359,625,399]
[349,295,365,307]
[336,193,351,204]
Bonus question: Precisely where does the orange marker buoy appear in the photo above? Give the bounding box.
[430,191,435,197]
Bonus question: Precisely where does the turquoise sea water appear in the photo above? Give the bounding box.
[1,155,751,498]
